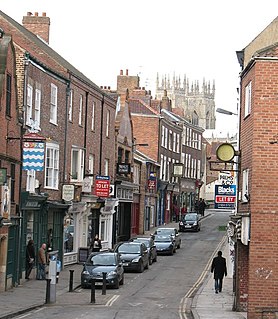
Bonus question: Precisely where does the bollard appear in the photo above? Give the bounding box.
[69,270,74,292]
[102,272,107,295]
[90,279,96,303]
[45,278,51,304]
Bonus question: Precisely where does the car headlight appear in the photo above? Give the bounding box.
[193,222,197,225]
[82,270,90,275]
[107,271,117,277]
[132,257,140,262]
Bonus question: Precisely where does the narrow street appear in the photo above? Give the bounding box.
[12,211,230,319]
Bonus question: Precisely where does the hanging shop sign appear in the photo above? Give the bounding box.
[62,184,75,201]
[94,176,110,197]
[214,185,236,209]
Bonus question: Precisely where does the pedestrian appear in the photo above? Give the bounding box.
[199,198,206,216]
[25,239,35,279]
[37,243,47,280]
[211,250,227,293]
[91,234,102,252]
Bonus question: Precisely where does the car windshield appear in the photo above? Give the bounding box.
[184,214,198,221]
[118,243,141,254]
[133,239,150,248]
[156,229,175,236]
[154,235,172,242]
[89,254,116,266]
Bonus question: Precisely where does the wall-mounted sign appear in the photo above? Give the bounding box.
[173,163,183,177]
[95,176,110,197]
[216,143,236,162]
[148,180,156,189]
[1,185,10,219]
[214,184,236,209]
[62,184,75,201]
[117,163,131,174]
[82,177,92,193]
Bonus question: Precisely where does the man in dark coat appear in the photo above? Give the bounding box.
[211,250,227,293]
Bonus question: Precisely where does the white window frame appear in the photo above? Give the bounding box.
[161,126,165,147]
[177,133,180,153]
[106,110,110,137]
[88,154,94,185]
[165,128,168,148]
[34,88,41,129]
[71,148,85,182]
[26,84,33,126]
[79,95,83,126]
[245,81,252,117]
[242,169,249,202]
[69,89,73,121]
[91,101,95,130]
[104,159,109,176]
[26,169,36,193]
[169,130,172,151]
[50,83,58,124]
[45,143,59,189]
[173,132,176,152]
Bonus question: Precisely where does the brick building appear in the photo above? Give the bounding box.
[0,10,116,289]
[236,16,278,318]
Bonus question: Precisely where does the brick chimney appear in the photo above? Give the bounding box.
[22,12,50,44]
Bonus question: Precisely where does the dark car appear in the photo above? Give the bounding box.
[179,213,201,232]
[129,237,158,265]
[154,227,181,250]
[153,234,175,255]
[81,252,124,289]
[114,242,149,273]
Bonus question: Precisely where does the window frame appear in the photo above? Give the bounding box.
[50,83,58,125]
[45,143,59,189]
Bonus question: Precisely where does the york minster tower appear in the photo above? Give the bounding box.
[155,73,216,130]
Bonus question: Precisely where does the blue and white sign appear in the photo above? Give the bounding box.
[214,184,236,209]
[22,142,45,171]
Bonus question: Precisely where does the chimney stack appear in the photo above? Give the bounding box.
[22,12,50,44]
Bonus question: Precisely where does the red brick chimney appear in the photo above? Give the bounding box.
[22,12,50,44]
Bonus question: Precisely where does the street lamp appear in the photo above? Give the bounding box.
[216,108,238,116]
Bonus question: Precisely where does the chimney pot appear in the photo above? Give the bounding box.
[34,12,38,16]
[120,70,123,75]
[42,12,46,17]
[126,69,128,76]
[27,12,32,16]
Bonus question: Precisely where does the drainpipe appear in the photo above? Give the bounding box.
[83,92,89,177]
[99,94,104,175]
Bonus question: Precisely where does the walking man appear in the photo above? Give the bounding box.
[37,243,47,280]
[211,250,227,293]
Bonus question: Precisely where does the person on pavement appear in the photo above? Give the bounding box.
[211,250,227,293]
[91,234,102,252]
[37,243,47,280]
[25,239,35,279]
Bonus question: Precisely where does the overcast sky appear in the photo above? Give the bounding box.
[1,0,278,137]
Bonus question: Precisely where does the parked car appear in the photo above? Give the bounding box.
[81,252,124,289]
[114,242,149,273]
[153,234,175,255]
[154,227,181,249]
[179,213,201,232]
[129,237,158,265]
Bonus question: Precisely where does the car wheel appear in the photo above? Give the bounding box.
[145,260,149,270]
[138,261,144,273]
[119,274,124,285]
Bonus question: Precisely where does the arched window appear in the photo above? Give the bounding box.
[192,111,199,126]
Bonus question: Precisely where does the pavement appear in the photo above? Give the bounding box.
[0,210,248,319]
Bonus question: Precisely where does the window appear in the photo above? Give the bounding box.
[118,147,123,163]
[173,133,176,152]
[71,148,84,181]
[161,126,165,147]
[165,128,168,148]
[45,143,59,189]
[245,81,252,117]
[34,88,41,128]
[26,169,36,193]
[104,159,109,176]
[26,84,33,125]
[50,84,58,124]
[125,150,130,163]
[91,101,95,130]
[79,94,83,126]
[193,111,199,126]
[197,159,201,179]
[88,154,94,185]
[69,89,73,121]
[6,74,12,116]
[160,154,164,180]
[177,134,180,153]
[169,130,172,150]
[133,163,140,185]
[242,169,249,202]
[106,110,110,137]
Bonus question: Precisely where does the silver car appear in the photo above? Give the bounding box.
[154,227,181,250]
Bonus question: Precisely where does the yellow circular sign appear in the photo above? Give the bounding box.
[216,143,235,162]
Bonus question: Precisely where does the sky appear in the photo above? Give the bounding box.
[1,0,278,138]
